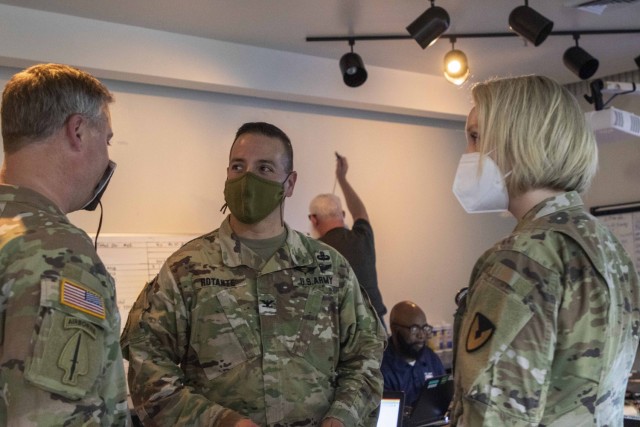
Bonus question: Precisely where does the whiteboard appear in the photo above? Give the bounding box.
[598,213,640,270]
[94,233,200,331]
[591,204,640,275]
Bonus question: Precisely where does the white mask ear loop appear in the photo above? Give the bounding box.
[484,150,512,180]
[486,151,513,199]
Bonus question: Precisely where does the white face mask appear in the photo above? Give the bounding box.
[452,152,509,213]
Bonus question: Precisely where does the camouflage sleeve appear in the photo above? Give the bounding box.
[453,251,561,426]
[323,260,386,426]
[451,214,638,426]
[121,265,246,427]
[0,238,130,426]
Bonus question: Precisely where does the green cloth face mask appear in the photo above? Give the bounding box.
[222,172,286,224]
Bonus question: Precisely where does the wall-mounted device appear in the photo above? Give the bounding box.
[584,79,639,142]
[586,107,640,142]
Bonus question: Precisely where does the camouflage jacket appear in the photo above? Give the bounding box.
[0,185,130,426]
[121,217,385,427]
[451,191,640,426]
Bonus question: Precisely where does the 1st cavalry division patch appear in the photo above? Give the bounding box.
[466,312,495,352]
[60,278,106,319]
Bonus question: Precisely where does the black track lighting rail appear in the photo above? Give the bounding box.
[316,0,640,85]
[306,28,640,43]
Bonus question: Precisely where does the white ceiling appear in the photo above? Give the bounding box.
[1,0,639,85]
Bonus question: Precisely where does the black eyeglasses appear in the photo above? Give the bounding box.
[393,323,433,336]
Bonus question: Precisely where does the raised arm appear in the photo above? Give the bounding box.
[335,153,369,222]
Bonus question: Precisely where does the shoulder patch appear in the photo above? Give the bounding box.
[60,278,106,319]
[466,312,495,352]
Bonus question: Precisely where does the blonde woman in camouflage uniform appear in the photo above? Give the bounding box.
[0,64,129,425]
[450,75,640,426]
[122,122,385,427]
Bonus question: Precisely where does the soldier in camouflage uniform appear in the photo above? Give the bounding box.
[449,75,640,426]
[121,122,385,427]
[0,64,130,425]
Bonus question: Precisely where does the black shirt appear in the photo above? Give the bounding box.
[320,219,387,318]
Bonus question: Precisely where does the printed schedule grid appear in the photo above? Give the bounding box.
[599,212,640,275]
[94,234,199,401]
[94,234,199,332]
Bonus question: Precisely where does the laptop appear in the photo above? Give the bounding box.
[408,374,454,427]
[377,390,406,427]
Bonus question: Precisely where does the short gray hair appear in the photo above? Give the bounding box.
[1,63,113,153]
[309,194,343,219]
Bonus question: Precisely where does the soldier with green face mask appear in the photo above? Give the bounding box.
[222,169,288,225]
[122,122,386,427]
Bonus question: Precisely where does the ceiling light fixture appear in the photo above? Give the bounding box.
[307,28,640,85]
[339,39,368,87]
[508,0,554,47]
[444,37,470,85]
[563,33,599,80]
[406,0,450,49]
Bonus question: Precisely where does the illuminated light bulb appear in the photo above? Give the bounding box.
[443,48,469,86]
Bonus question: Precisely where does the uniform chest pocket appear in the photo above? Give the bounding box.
[291,286,329,356]
[190,288,260,381]
[24,275,110,400]
[287,282,339,378]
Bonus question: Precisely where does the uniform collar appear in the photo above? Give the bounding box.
[519,191,583,225]
[0,184,66,218]
[218,216,315,272]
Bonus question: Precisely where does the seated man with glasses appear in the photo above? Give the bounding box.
[381,300,445,410]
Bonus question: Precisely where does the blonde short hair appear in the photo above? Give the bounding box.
[472,75,598,197]
[309,194,343,220]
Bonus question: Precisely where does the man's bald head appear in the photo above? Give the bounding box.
[389,301,429,361]
[390,300,427,326]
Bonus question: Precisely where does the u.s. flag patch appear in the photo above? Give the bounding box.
[60,278,106,319]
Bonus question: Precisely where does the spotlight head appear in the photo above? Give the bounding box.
[509,5,554,47]
[406,5,450,49]
[444,49,470,85]
[339,52,367,87]
[563,46,599,80]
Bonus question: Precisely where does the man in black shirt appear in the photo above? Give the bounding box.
[308,154,387,329]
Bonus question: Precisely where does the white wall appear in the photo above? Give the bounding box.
[73,79,640,327]
[0,65,515,326]
[0,4,639,328]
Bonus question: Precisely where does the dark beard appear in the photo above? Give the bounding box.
[396,332,424,360]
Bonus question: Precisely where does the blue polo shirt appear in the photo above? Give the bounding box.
[381,338,445,408]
